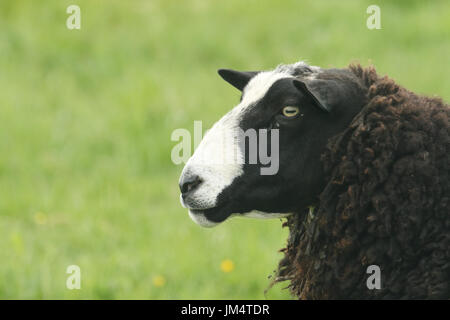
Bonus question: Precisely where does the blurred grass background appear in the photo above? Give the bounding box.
[0,0,448,299]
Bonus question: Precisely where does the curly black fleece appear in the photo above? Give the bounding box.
[276,65,449,299]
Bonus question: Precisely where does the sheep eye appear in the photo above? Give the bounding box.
[282,106,300,117]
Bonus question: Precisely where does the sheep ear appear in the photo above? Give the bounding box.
[218,69,259,91]
[293,78,342,113]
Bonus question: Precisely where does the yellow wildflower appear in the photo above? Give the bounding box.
[220,259,235,273]
[153,275,166,287]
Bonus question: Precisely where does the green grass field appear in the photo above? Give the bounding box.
[0,0,448,299]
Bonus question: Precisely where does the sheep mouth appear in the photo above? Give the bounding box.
[189,206,232,224]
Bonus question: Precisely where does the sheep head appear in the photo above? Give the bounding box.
[179,61,367,227]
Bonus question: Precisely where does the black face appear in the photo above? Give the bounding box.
[180,66,368,225]
[216,79,331,215]
[216,69,365,222]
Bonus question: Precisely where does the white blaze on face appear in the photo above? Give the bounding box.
[180,70,293,213]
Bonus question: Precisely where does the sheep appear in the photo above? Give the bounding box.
[178,61,449,299]
[275,64,450,299]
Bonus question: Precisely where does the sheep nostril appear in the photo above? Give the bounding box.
[179,175,203,197]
